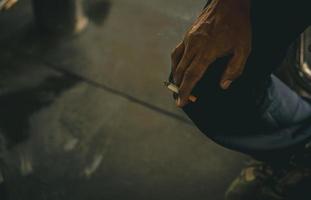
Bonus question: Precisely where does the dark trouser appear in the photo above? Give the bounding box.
[181,1,311,164]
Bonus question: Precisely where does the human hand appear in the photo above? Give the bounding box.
[0,0,18,11]
[171,0,252,107]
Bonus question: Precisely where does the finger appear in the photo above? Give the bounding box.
[173,45,197,86]
[177,55,214,107]
[220,49,249,90]
[171,42,185,74]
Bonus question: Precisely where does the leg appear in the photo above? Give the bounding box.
[181,0,311,158]
[179,2,311,199]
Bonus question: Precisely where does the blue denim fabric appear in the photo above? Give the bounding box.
[216,76,311,151]
[182,74,311,160]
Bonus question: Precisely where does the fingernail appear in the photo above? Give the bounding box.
[221,80,232,90]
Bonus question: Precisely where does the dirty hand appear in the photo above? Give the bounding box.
[171,0,251,107]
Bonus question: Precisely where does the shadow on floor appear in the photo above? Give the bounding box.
[85,0,112,26]
[0,0,113,152]
[0,72,81,148]
[0,0,112,148]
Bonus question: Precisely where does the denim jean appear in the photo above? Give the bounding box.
[181,68,311,161]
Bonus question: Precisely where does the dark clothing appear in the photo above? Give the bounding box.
[180,1,311,161]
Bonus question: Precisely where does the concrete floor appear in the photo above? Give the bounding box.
[0,0,247,199]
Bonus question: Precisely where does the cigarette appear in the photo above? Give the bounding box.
[164,81,197,103]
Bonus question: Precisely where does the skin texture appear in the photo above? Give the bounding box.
[0,0,17,11]
[171,0,252,107]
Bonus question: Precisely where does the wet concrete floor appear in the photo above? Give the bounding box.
[0,0,247,199]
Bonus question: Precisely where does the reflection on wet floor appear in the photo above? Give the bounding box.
[0,0,246,200]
